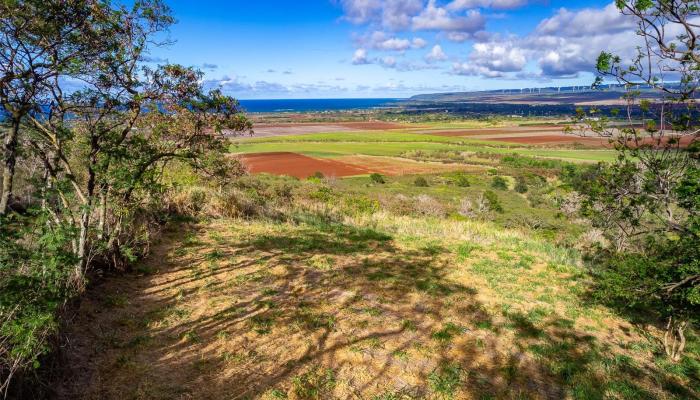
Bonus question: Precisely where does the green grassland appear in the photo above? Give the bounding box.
[63,170,700,399]
[231,126,616,163]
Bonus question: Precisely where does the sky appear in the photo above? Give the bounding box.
[146,0,639,99]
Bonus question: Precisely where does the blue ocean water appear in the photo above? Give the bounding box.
[237,98,403,113]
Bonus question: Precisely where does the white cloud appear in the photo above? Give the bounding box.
[339,0,424,30]
[360,31,430,52]
[352,48,370,64]
[450,2,642,79]
[425,44,448,62]
[412,37,428,49]
[446,0,528,11]
[412,0,485,33]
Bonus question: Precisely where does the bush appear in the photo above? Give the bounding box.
[483,190,504,213]
[514,176,528,193]
[309,171,325,180]
[414,176,429,187]
[491,176,508,190]
[369,173,386,184]
[415,194,446,217]
[453,173,470,187]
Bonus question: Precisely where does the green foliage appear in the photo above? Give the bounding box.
[491,176,508,190]
[414,176,429,187]
[291,367,336,399]
[309,171,325,180]
[369,173,386,184]
[428,363,462,399]
[514,176,528,194]
[483,190,504,213]
[452,173,470,187]
[0,212,77,378]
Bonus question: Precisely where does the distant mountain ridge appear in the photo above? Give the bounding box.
[408,84,668,105]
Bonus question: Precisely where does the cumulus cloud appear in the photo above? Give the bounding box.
[446,0,528,11]
[452,41,526,77]
[339,0,424,30]
[359,31,429,52]
[450,2,641,79]
[412,0,485,33]
[412,37,428,49]
[425,44,447,62]
[352,48,370,64]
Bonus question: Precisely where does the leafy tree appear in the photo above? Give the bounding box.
[491,176,508,190]
[369,173,385,184]
[569,0,700,361]
[483,190,504,213]
[0,0,252,393]
[0,0,115,215]
[414,176,429,187]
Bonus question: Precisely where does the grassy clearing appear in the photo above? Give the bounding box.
[232,140,616,163]
[57,172,699,399]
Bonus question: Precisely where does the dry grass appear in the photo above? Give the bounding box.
[55,215,698,400]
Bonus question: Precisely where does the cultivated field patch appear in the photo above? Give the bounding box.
[241,152,372,178]
[335,155,485,175]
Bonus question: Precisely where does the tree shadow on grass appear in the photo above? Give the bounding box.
[54,218,699,400]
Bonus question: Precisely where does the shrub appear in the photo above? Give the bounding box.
[415,195,446,217]
[453,173,470,187]
[491,176,508,190]
[309,171,325,180]
[483,190,504,213]
[369,173,386,184]
[514,176,528,193]
[458,198,476,218]
[414,176,429,187]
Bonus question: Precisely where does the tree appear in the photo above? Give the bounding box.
[569,0,700,361]
[0,0,112,215]
[1,0,252,393]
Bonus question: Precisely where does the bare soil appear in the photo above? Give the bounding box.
[250,122,409,137]
[241,152,372,178]
[336,155,485,176]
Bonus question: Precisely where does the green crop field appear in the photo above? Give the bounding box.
[232,132,617,163]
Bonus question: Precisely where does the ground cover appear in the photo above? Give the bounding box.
[55,175,700,399]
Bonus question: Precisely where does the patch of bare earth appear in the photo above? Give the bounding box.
[249,122,411,138]
[241,152,372,178]
[335,155,485,175]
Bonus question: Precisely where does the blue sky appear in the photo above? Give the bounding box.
[147,1,636,99]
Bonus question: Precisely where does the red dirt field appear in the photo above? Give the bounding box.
[241,152,372,178]
[256,121,409,130]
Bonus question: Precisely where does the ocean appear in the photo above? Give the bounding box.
[237,98,403,113]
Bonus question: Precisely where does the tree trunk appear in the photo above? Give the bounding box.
[97,185,108,240]
[663,316,688,362]
[0,118,20,215]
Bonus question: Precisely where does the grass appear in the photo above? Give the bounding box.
[60,170,699,399]
[232,139,616,163]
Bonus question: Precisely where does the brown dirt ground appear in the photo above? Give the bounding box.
[241,152,372,178]
[257,121,409,130]
[335,155,485,176]
[250,122,410,137]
